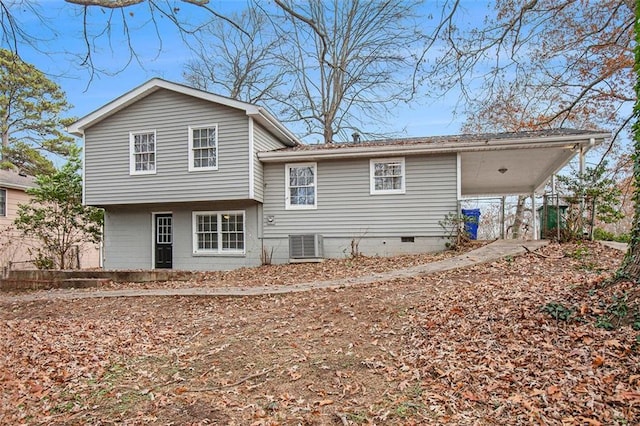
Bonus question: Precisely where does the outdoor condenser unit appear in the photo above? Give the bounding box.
[289,234,323,259]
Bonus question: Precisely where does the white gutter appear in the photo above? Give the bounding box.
[0,182,35,191]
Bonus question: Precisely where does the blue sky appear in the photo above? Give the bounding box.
[7,0,478,142]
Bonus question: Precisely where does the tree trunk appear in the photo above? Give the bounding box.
[511,195,527,239]
[0,131,7,162]
[619,0,640,281]
[324,124,333,144]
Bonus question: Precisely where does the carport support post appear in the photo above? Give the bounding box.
[500,196,506,239]
[580,145,586,235]
[531,193,538,240]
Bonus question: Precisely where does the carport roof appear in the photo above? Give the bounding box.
[257,128,610,196]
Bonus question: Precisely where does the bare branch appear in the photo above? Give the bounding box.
[65,0,144,7]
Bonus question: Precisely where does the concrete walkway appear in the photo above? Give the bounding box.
[0,240,549,304]
[598,241,628,252]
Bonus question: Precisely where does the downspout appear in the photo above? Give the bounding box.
[248,117,255,200]
[456,153,462,245]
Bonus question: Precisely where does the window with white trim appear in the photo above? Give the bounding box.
[130,131,156,175]
[188,125,218,171]
[370,158,405,194]
[0,188,6,216]
[285,162,317,209]
[193,211,245,254]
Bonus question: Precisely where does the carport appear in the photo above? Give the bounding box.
[457,129,610,239]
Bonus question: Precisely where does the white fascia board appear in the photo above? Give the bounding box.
[258,132,610,162]
[462,189,543,197]
[0,182,34,191]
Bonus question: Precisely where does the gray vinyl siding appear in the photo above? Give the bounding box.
[262,154,458,238]
[103,201,262,270]
[252,123,289,202]
[103,207,153,269]
[84,89,251,206]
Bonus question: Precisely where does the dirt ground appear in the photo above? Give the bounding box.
[1,242,639,425]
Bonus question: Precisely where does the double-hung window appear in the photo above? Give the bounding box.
[285,162,317,209]
[130,131,156,175]
[370,158,405,194]
[193,211,245,254]
[189,125,218,171]
[0,188,6,216]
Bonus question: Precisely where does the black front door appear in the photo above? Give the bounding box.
[155,214,173,269]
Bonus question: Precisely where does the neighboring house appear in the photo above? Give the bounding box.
[0,169,101,270]
[0,170,36,269]
[68,78,609,271]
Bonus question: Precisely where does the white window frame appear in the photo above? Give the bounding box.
[0,188,6,217]
[188,124,218,172]
[370,157,406,195]
[129,130,157,175]
[285,162,317,210]
[192,210,246,255]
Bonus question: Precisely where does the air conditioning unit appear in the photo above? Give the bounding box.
[289,234,323,260]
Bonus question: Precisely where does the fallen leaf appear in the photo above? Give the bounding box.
[592,355,604,369]
[546,385,560,395]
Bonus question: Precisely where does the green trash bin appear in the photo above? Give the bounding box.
[538,205,568,239]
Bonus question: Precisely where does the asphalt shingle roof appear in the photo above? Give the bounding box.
[284,128,606,151]
[0,169,36,189]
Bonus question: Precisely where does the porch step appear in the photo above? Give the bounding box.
[0,278,111,292]
[5,269,202,283]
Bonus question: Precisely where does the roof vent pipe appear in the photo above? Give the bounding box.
[352,132,360,143]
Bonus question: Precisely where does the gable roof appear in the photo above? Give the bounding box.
[67,78,301,147]
[0,169,36,190]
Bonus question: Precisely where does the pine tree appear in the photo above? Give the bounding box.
[0,48,75,176]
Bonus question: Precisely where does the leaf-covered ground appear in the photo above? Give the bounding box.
[1,242,639,425]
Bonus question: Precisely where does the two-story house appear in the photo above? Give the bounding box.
[68,79,609,271]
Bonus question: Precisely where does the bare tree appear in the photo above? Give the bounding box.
[427,0,633,154]
[185,0,426,143]
[183,7,286,105]
[0,0,246,83]
[273,0,426,143]
[3,0,426,139]
[438,0,633,241]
